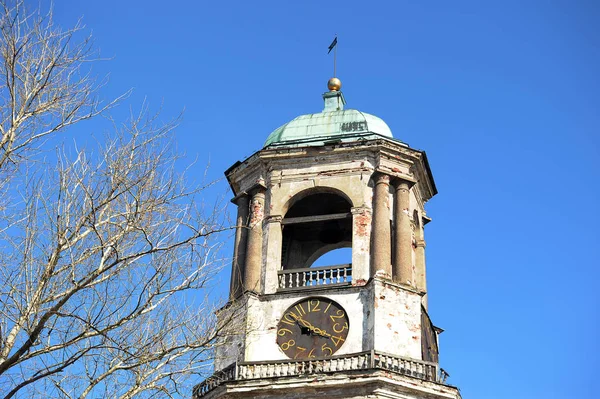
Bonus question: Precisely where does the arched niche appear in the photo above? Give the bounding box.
[281,191,352,270]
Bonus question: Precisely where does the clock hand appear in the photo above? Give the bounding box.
[301,319,332,338]
[312,328,332,339]
[294,317,331,338]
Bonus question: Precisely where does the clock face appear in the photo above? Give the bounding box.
[276,297,349,359]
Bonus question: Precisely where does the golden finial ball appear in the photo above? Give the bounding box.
[327,77,342,91]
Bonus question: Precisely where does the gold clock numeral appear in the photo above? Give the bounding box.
[308,299,321,312]
[307,348,316,358]
[331,335,345,347]
[324,302,332,313]
[329,309,345,323]
[332,321,348,333]
[281,339,295,351]
[294,346,307,359]
[277,328,293,336]
[294,303,306,316]
[321,343,333,356]
[281,313,296,326]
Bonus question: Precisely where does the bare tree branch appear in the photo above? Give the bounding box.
[0,2,234,397]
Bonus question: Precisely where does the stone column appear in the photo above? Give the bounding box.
[244,189,265,293]
[371,173,392,279]
[415,237,428,309]
[229,194,249,300]
[393,180,413,285]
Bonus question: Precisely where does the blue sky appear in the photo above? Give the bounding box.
[51,1,599,398]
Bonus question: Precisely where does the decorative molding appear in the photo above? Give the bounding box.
[193,350,441,398]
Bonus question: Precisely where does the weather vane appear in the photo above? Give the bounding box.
[328,35,338,77]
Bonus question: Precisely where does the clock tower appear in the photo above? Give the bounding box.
[193,79,461,399]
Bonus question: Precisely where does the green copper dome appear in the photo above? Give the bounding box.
[264,89,395,148]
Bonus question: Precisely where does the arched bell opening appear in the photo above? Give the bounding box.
[306,246,352,268]
[277,192,353,290]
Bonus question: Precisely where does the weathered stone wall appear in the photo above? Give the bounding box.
[244,288,368,362]
[213,297,250,371]
[372,280,423,360]
[214,279,423,369]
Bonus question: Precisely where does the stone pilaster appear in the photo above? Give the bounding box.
[371,173,392,279]
[229,194,249,300]
[415,238,427,309]
[244,189,265,293]
[393,180,413,285]
[351,206,372,284]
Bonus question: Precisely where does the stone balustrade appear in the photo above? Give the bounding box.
[193,351,440,398]
[277,264,352,290]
